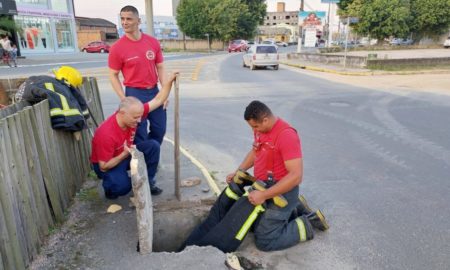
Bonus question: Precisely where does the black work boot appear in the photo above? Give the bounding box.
[306,209,329,231]
[150,185,163,196]
[296,215,314,242]
[296,195,313,216]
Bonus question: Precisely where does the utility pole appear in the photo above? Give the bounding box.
[144,0,154,36]
[327,3,331,47]
[297,0,304,53]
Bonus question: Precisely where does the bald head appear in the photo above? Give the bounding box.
[117,97,144,129]
[119,96,143,112]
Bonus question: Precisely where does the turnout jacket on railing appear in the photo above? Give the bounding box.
[21,75,89,131]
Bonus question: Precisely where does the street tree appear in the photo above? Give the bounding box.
[344,0,412,41]
[176,0,215,40]
[211,0,249,41]
[410,0,450,39]
[176,0,265,42]
[236,0,267,39]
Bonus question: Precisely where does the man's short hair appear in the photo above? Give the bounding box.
[244,100,273,122]
[119,96,142,111]
[120,5,139,16]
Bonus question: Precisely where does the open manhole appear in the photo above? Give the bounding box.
[151,200,214,252]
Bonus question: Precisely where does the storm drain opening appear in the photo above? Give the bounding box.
[150,200,213,252]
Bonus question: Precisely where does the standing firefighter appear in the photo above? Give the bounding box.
[180,100,329,252]
[108,5,167,195]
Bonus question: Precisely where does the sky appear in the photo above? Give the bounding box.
[74,0,330,27]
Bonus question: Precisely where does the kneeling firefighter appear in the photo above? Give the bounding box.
[17,66,90,131]
[180,101,329,252]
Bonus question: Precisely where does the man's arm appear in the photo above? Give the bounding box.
[226,149,255,183]
[109,68,126,101]
[248,158,303,206]
[147,71,178,112]
[98,150,130,172]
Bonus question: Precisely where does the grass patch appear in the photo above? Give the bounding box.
[76,187,100,202]
[368,64,450,71]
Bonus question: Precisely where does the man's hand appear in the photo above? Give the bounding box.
[226,171,237,184]
[0,104,6,109]
[163,99,169,110]
[167,71,179,83]
[248,190,267,206]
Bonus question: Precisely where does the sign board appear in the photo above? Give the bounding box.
[299,11,326,33]
[0,0,17,15]
[341,17,359,24]
[304,29,317,48]
[321,0,340,3]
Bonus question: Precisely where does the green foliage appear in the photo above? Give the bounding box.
[0,16,17,34]
[337,0,450,41]
[411,0,450,39]
[236,0,267,39]
[176,0,266,42]
[349,0,412,40]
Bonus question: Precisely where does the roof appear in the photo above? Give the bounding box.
[75,17,116,28]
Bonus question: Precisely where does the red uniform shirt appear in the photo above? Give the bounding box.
[108,34,163,88]
[253,118,302,181]
[90,103,150,163]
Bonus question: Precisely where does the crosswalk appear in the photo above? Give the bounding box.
[81,56,218,83]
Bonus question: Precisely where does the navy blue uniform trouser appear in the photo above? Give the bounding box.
[253,186,301,251]
[93,140,160,197]
[182,184,302,252]
[125,86,167,145]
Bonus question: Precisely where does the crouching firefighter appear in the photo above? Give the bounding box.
[179,100,329,253]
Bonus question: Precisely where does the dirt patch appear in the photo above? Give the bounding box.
[288,67,450,96]
[30,179,104,270]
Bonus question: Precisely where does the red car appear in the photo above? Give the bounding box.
[81,41,110,53]
[228,39,248,53]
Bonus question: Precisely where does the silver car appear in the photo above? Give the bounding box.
[242,44,279,70]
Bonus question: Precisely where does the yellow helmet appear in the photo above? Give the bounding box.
[54,66,83,88]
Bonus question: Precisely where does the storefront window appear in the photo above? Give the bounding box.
[51,0,68,13]
[55,19,73,50]
[14,15,53,52]
[16,0,48,5]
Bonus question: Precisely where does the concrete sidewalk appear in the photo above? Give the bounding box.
[30,140,232,270]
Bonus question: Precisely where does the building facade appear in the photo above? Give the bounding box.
[118,15,180,40]
[12,0,77,55]
[264,2,299,26]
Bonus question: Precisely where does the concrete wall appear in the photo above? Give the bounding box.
[288,53,368,68]
[367,57,450,69]
[161,39,225,51]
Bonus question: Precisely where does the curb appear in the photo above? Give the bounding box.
[281,61,450,76]
[163,137,221,196]
[281,62,373,76]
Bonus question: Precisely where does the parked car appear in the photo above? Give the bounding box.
[81,41,110,53]
[390,38,413,46]
[228,39,248,53]
[261,39,277,46]
[275,41,288,47]
[444,37,450,48]
[242,44,279,70]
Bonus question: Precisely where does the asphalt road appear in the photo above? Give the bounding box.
[0,52,213,77]
[8,50,449,269]
[164,53,450,269]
